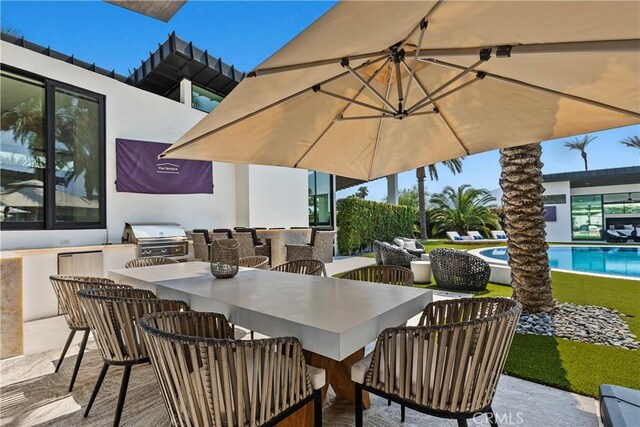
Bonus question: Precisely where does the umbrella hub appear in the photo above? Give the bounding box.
[393,110,409,120]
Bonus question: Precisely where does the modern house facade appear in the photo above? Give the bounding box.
[0,32,309,252]
[541,166,640,242]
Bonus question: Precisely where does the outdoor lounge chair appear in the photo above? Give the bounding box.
[77,287,189,427]
[139,311,325,427]
[467,231,501,243]
[445,231,476,243]
[491,230,508,240]
[379,243,420,269]
[393,237,425,256]
[286,228,335,264]
[351,298,522,427]
[48,275,124,392]
[600,229,628,243]
[430,248,491,291]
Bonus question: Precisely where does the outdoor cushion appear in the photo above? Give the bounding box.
[599,384,640,427]
[404,241,417,250]
[497,234,507,239]
[396,239,405,248]
[473,235,483,240]
[454,236,463,241]
[624,224,633,230]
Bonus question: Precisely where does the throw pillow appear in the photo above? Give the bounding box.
[473,235,482,240]
[454,236,463,241]
[498,234,507,239]
[404,241,417,250]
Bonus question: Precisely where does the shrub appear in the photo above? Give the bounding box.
[336,197,415,254]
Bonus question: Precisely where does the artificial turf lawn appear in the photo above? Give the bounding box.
[349,247,640,398]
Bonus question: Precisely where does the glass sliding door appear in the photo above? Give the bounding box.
[52,85,104,225]
[0,71,46,227]
[308,171,333,226]
[571,195,603,240]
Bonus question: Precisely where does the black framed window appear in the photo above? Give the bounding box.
[0,67,106,230]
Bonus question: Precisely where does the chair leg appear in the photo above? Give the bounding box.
[113,365,132,427]
[401,404,405,422]
[387,399,391,406]
[457,418,469,427]
[487,407,499,427]
[313,389,322,426]
[355,383,363,427]
[54,329,76,373]
[68,329,90,392]
[84,363,109,417]
[251,330,254,340]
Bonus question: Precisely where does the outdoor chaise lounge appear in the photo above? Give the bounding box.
[445,231,476,243]
[352,298,522,427]
[429,248,491,291]
[491,230,508,240]
[393,237,425,256]
[467,231,502,243]
[601,229,629,243]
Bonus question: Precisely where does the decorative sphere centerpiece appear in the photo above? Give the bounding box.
[210,238,240,279]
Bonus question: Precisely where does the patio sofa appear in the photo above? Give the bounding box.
[393,237,425,256]
[600,229,628,243]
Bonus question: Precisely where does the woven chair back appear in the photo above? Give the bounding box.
[77,287,189,364]
[366,298,521,414]
[49,275,124,329]
[341,265,414,286]
[125,256,179,269]
[139,311,313,427]
[270,259,324,276]
[238,255,270,269]
[429,248,491,291]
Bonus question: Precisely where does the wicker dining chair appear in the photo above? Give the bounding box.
[341,265,414,286]
[351,298,522,427]
[124,256,179,268]
[238,255,270,269]
[286,229,335,264]
[270,259,325,276]
[429,248,491,291]
[139,311,325,427]
[77,287,190,427]
[49,275,127,392]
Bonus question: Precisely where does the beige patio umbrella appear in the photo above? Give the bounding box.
[161,1,640,180]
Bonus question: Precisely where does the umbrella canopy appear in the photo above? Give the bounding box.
[162,1,640,181]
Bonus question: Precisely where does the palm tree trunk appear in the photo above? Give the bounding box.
[416,167,427,239]
[499,143,555,312]
[581,151,588,171]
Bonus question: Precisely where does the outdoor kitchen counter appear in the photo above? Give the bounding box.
[0,243,136,258]
[255,228,312,266]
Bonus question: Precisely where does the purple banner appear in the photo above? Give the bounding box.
[544,206,557,222]
[116,139,213,194]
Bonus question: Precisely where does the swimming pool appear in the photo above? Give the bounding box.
[479,246,640,279]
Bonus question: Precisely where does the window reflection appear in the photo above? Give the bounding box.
[0,71,46,224]
[308,171,332,226]
[192,85,224,113]
[571,195,603,240]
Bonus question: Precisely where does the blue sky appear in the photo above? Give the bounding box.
[2,1,638,200]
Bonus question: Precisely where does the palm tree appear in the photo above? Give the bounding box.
[620,136,640,163]
[429,185,501,236]
[416,158,463,239]
[354,186,368,199]
[564,135,596,171]
[500,143,555,313]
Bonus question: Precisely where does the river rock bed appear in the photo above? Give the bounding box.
[516,302,638,350]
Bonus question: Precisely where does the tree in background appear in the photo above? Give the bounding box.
[354,186,369,199]
[500,143,555,313]
[429,185,500,236]
[397,185,419,210]
[564,135,596,171]
[620,136,640,164]
[416,158,463,239]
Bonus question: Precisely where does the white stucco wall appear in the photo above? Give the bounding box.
[543,181,572,242]
[0,41,307,250]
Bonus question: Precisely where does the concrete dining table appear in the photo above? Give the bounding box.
[109,261,433,424]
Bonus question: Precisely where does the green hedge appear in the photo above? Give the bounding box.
[336,197,415,254]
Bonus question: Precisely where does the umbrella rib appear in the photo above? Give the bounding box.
[316,89,392,115]
[293,59,391,168]
[404,20,428,106]
[161,55,388,157]
[409,75,485,114]
[399,0,445,50]
[343,63,396,111]
[369,64,394,180]
[248,50,389,77]
[407,57,487,114]
[401,60,471,155]
[424,58,640,118]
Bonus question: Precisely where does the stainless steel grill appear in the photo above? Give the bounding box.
[122,222,188,258]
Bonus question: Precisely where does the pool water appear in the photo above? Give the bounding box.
[480,246,640,279]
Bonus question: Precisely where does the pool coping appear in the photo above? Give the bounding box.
[468,245,640,282]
